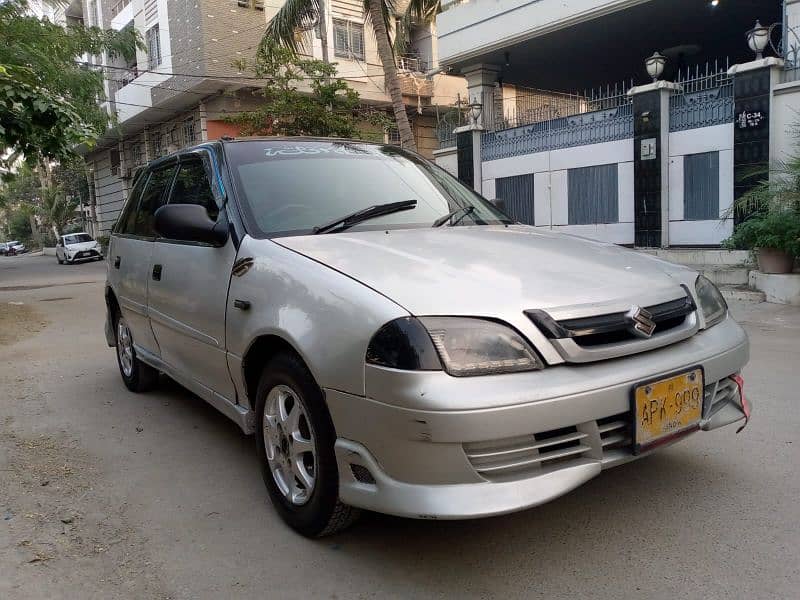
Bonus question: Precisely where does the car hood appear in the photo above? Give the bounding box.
[66,241,98,251]
[275,226,696,315]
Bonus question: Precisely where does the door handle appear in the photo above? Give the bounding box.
[233,299,251,311]
[114,256,121,269]
[152,264,162,281]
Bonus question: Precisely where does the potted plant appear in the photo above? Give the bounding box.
[724,140,800,274]
[723,210,800,273]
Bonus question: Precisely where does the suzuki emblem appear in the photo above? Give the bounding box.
[628,305,656,338]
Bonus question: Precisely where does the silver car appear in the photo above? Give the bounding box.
[104,138,750,537]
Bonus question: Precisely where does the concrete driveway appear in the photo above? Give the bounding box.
[1,253,798,599]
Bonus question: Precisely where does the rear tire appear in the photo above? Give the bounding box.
[255,353,359,537]
[113,309,158,393]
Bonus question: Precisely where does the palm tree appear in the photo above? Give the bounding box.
[262,0,439,152]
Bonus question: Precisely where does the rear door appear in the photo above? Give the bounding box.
[108,163,177,358]
[147,151,238,400]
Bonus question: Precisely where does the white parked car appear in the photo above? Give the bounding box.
[57,233,103,264]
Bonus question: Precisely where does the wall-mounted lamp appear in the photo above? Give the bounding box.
[746,20,769,59]
[468,101,483,126]
[645,52,667,82]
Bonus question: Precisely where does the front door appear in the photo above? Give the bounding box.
[147,153,238,401]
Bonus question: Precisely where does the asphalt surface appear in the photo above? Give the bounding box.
[1,252,798,599]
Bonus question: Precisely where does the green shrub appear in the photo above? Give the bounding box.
[723,210,800,257]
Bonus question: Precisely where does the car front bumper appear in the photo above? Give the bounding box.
[325,317,750,519]
[66,249,102,261]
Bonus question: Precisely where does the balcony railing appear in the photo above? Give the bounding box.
[111,0,131,18]
[397,56,429,73]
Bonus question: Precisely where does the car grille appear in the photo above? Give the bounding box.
[464,376,736,482]
[525,288,699,363]
[464,412,631,481]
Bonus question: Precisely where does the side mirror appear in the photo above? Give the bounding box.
[154,204,228,246]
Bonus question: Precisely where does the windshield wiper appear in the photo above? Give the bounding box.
[432,205,475,227]
[312,200,417,234]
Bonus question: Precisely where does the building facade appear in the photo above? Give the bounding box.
[435,0,793,248]
[79,0,465,236]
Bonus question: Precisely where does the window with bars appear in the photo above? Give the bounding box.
[495,174,535,225]
[131,142,143,166]
[151,134,163,158]
[333,19,365,61]
[109,149,121,176]
[183,118,195,146]
[146,24,161,70]
[684,151,720,221]
[567,164,619,225]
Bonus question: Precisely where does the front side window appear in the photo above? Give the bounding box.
[132,165,177,237]
[225,141,510,238]
[168,158,219,221]
[333,19,365,61]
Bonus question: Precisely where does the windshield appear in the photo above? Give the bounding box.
[225,140,510,237]
[64,234,93,245]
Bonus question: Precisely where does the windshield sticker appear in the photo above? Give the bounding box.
[263,144,370,158]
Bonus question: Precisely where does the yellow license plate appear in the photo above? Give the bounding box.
[633,368,703,452]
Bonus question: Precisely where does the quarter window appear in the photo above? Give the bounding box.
[132,165,177,237]
[168,158,219,221]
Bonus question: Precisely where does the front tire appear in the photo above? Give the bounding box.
[255,353,359,537]
[114,310,158,393]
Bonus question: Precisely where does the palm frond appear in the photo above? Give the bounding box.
[262,0,321,55]
[404,0,441,21]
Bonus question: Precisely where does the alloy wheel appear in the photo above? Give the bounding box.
[116,318,134,377]
[262,384,317,506]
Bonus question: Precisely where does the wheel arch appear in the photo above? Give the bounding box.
[241,334,323,411]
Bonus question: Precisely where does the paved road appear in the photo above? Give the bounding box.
[1,253,799,599]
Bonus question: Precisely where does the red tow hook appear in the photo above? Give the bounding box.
[731,374,750,433]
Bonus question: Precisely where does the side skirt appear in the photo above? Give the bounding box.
[134,344,255,435]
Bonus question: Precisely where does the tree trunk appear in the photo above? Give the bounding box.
[319,1,330,74]
[366,0,416,151]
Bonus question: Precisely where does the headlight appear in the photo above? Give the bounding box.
[366,317,544,376]
[420,317,544,376]
[365,317,443,371]
[695,275,727,328]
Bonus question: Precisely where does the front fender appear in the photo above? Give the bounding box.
[225,237,408,401]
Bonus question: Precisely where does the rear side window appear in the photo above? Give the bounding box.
[169,158,219,221]
[132,165,177,237]
[116,172,150,234]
